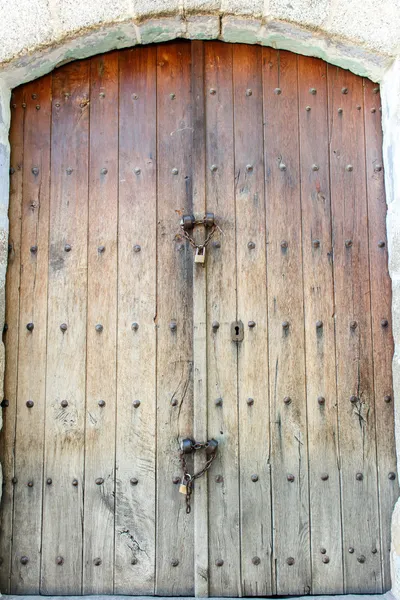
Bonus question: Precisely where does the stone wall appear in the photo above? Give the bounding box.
[1,0,400,596]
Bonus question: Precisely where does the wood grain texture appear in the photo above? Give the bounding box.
[41,61,90,594]
[11,76,51,594]
[0,85,25,593]
[155,42,194,596]
[191,40,209,598]
[363,78,399,591]
[233,44,272,597]
[83,52,118,594]
[297,56,343,594]
[328,65,381,593]
[204,41,241,598]
[116,46,157,594]
[262,48,311,595]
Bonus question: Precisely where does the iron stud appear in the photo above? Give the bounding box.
[20,556,29,565]
[373,87,379,94]
[372,548,377,554]
[93,557,102,566]
[170,93,176,100]
[172,168,178,175]
[172,476,180,484]
[209,88,216,95]
[99,92,105,98]
[2,399,9,407]
[282,320,289,330]
[72,479,78,486]
[171,558,179,566]
[251,474,259,482]
[281,240,288,249]
[248,241,256,249]
[345,239,353,248]
[98,400,106,407]
[215,474,224,483]
[338,108,343,114]
[316,320,323,329]
[318,396,326,406]
[252,556,260,565]
[100,168,108,175]
[371,108,376,113]
[26,322,34,332]
[210,164,218,172]
[12,477,18,484]
[247,397,254,406]
[246,164,253,173]
[132,94,139,100]
[286,557,295,565]
[98,245,105,253]
[287,474,295,482]
[133,244,141,253]
[36,105,40,110]
[32,94,37,99]
[215,558,224,566]
[284,396,292,405]
[212,321,220,331]
[312,239,320,248]
[9,167,15,174]
[322,556,330,564]
[60,323,68,332]
[349,547,354,553]
[56,556,64,565]
[131,322,139,331]
[66,167,73,175]
[31,167,39,176]
[320,548,326,554]
[350,395,358,404]
[357,555,366,564]
[22,103,26,108]
[169,321,177,332]
[64,244,72,252]
[30,245,38,254]
[27,481,34,487]
[131,557,138,564]
[309,88,317,95]
[130,478,139,486]
[388,472,396,480]
[26,400,34,408]
[246,89,252,96]
[95,478,104,485]
[378,240,385,248]
[248,320,256,328]
[132,400,141,408]
[279,161,287,171]
[350,320,357,330]
[95,324,103,332]
[321,473,329,481]
[61,400,68,408]
[215,397,223,407]
[312,164,319,171]
[55,102,60,108]
[384,395,392,403]
[346,165,353,172]
[356,472,363,481]
[341,87,348,94]
[213,240,221,248]
[46,478,52,485]
[381,318,389,328]
[357,105,361,110]
[134,167,141,175]
[274,88,282,95]
[374,164,382,172]
[305,106,311,111]
[171,398,178,407]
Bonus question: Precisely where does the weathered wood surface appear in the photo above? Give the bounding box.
[262,49,311,595]
[41,61,90,594]
[205,41,241,598]
[116,46,157,594]
[0,42,396,598]
[83,52,118,594]
[297,56,343,594]
[328,65,381,593]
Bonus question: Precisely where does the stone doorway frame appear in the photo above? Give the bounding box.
[0,9,400,598]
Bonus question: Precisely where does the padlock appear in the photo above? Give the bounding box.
[195,246,205,264]
[179,478,187,494]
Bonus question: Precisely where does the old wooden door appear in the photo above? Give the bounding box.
[0,40,397,597]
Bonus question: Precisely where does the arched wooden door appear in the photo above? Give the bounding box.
[0,40,397,597]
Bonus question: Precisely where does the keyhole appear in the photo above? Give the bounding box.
[235,326,240,337]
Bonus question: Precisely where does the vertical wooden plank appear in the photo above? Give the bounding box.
[83,52,118,594]
[155,41,194,596]
[364,78,398,590]
[10,77,51,594]
[233,44,272,596]
[41,61,89,594]
[191,40,209,598]
[298,56,344,594]
[0,86,25,593]
[115,46,157,594]
[262,48,311,595]
[328,65,382,593]
[205,42,241,597]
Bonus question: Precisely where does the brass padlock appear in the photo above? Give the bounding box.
[195,246,205,264]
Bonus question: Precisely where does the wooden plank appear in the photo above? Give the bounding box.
[297,56,343,594]
[262,48,311,595]
[233,44,272,596]
[83,52,118,594]
[204,41,241,598]
[41,61,90,594]
[155,41,194,596]
[10,77,51,594]
[191,40,209,598]
[363,78,399,590]
[0,85,25,593]
[328,65,381,593]
[115,46,157,594]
